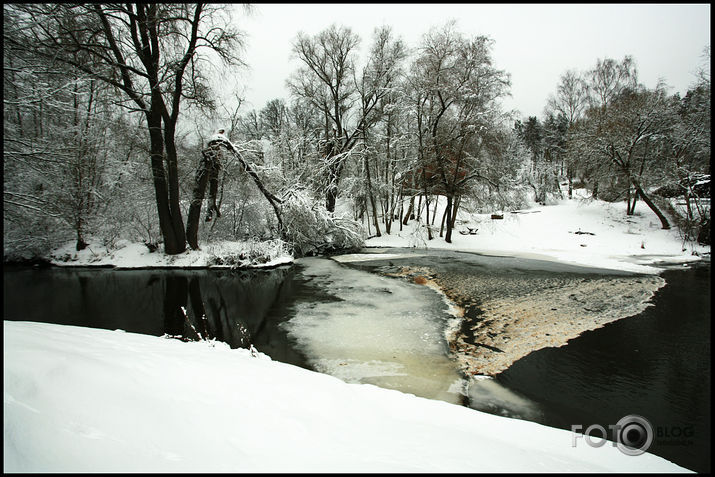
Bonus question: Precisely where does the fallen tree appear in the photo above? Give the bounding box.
[186,137,284,250]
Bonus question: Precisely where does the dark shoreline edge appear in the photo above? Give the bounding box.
[2,259,295,272]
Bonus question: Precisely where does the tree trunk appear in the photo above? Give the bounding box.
[684,190,693,221]
[431,196,439,226]
[631,189,639,215]
[226,143,284,234]
[631,178,670,229]
[76,230,88,251]
[325,154,344,213]
[326,188,337,214]
[163,121,187,251]
[444,194,453,243]
[626,187,639,215]
[554,173,563,199]
[402,195,414,226]
[439,205,448,237]
[364,198,371,236]
[450,195,460,230]
[397,188,404,232]
[186,150,213,250]
[423,188,433,241]
[364,155,381,237]
[424,194,432,240]
[147,113,184,254]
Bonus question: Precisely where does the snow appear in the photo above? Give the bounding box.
[46,239,293,270]
[3,321,690,472]
[43,189,708,274]
[208,131,229,143]
[9,190,707,472]
[365,190,709,274]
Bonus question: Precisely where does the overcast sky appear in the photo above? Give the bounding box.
[231,3,710,119]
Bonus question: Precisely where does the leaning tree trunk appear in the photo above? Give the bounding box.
[186,149,214,250]
[402,194,415,225]
[186,141,285,249]
[227,145,284,234]
[631,178,670,229]
[439,205,448,237]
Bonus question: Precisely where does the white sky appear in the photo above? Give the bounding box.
[231,3,710,119]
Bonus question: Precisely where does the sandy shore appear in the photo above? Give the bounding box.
[386,265,666,376]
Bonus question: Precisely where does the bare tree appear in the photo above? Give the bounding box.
[574,56,639,199]
[288,24,408,215]
[5,3,243,254]
[577,82,673,228]
[545,70,589,197]
[546,70,589,126]
[355,25,408,236]
[3,7,126,254]
[410,22,511,242]
[287,24,362,212]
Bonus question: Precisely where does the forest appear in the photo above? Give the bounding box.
[3,4,711,262]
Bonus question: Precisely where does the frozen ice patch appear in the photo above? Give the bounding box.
[467,377,542,421]
[282,257,464,404]
[331,253,425,263]
[311,359,407,382]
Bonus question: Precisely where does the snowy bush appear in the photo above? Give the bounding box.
[204,239,291,267]
[280,189,364,256]
[463,183,531,214]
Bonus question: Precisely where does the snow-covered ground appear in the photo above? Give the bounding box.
[6,191,707,472]
[365,191,709,274]
[46,238,293,269]
[3,321,690,472]
[42,190,709,275]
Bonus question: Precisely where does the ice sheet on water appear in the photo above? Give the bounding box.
[331,252,425,263]
[467,377,543,421]
[282,257,465,404]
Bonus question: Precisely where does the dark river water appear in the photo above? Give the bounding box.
[2,265,311,368]
[3,254,710,472]
[494,262,711,473]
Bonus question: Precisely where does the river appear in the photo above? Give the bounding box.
[3,250,709,471]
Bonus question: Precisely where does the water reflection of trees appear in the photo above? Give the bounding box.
[162,269,290,349]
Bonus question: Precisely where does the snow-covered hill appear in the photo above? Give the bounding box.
[3,321,691,472]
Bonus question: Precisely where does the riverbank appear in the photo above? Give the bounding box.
[43,238,294,270]
[3,320,690,472]
[364,190,709,274]
[357,192,708,376]
[379,260,666,376]
[32,189,709,274]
